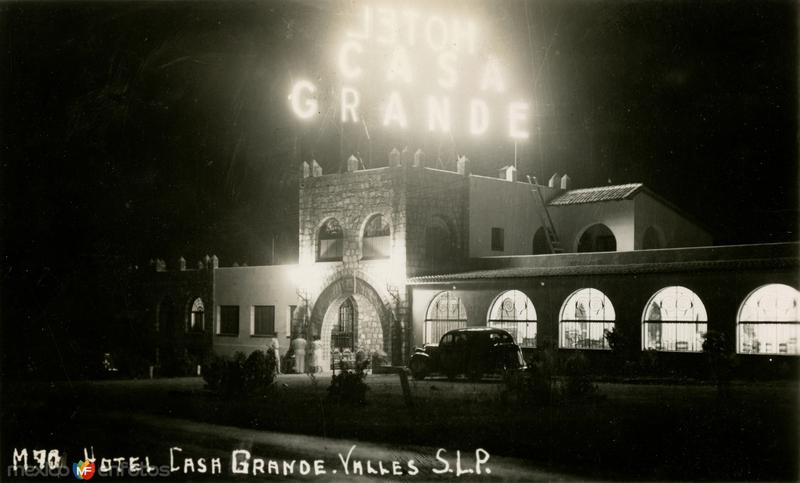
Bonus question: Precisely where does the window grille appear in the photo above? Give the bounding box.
[559,288,615,350]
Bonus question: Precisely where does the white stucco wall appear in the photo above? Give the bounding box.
[213,264,299,357]
[468,175,562,257]
[548,199,636,252]
[634,192,712,248]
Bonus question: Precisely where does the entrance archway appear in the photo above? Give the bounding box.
[310,277,392,370]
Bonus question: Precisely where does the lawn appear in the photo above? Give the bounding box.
[3,375,797,480]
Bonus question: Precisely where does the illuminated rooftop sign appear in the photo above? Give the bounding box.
[288,4,530,139]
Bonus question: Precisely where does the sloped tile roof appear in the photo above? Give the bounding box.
[548,183,643,206]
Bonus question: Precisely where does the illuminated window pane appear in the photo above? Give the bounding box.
[363,214,390,259]
[559,288,615,349]
[737,284,800,355]
[189,297,205,332]
[642,286,708,352]
[317,218,343,261]
[425,291,467,344]
[487,290,537,348]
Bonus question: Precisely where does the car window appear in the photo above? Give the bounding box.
[440,334,454,346]
[454,333,468,345]
[489,332,512,343]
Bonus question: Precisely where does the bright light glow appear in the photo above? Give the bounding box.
[375,7,398,44]
[451,19,478,54]
[386,47,413,83]
[288,80,318,119]
[480,58,505,93]
[469,98,489,135]
[401,10,420,45]
[425,16,448,51]
[346,6,371,40]
[387,257,407,289]
[340,87,360,123]
[382,91,408,128]
[642,286,708,352]
[508,102,530,139]
[425,291,467,343]
[737,283,800,355]
[436,51,457,89]
[739,284,800,322]
[487,290,537,348]
[559,288,616,350]
[338,40,364,79]
[290,7,532,139]
[427,96,451,132]
[289,263,318,292]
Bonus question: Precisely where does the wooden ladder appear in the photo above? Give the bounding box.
[527,175,564,254]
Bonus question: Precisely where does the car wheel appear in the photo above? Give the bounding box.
[410,359,427,380]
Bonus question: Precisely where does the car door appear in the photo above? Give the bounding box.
[438,333,457,373]
[441,332,471,375]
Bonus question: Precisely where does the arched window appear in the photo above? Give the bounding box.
[642,226,664,250]
[362,214,390,259]
[487,290,537,348]
[642,286,707,352]
[317,218,343,261]
[425,217,454,270]
[737,284,800,355]
[532,227,549,254]
[577,224,617,253]
[425,291,467,344]
[559,288,615,349]
[189,297,205,332]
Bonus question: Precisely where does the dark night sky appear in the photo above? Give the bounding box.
[1,0,797,278]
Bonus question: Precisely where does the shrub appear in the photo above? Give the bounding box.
[355,349,370,371]
[371,349,389,366]
[605,326,639,376]
[702,330,737,395]
[202,350,276,397]
[504,346,557,406]
[638,348,662,377]
[562,352,602,402]
[328,368,369,405]
[201,353,228,392]
[243,350,277,395]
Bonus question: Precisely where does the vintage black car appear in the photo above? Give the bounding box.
[408,327,525,381]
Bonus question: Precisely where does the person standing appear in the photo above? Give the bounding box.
[269,337,281,375]
[291,337,307,373]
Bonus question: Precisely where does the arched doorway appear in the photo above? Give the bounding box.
[532,227,548,254]
[322,294,384,369]
[310,277,393,369]
[577,224,617,252]
[425,216,455,272]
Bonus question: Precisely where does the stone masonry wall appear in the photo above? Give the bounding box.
[404,168,470,277]
[298,167,406,363]
[297,165,470,364]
